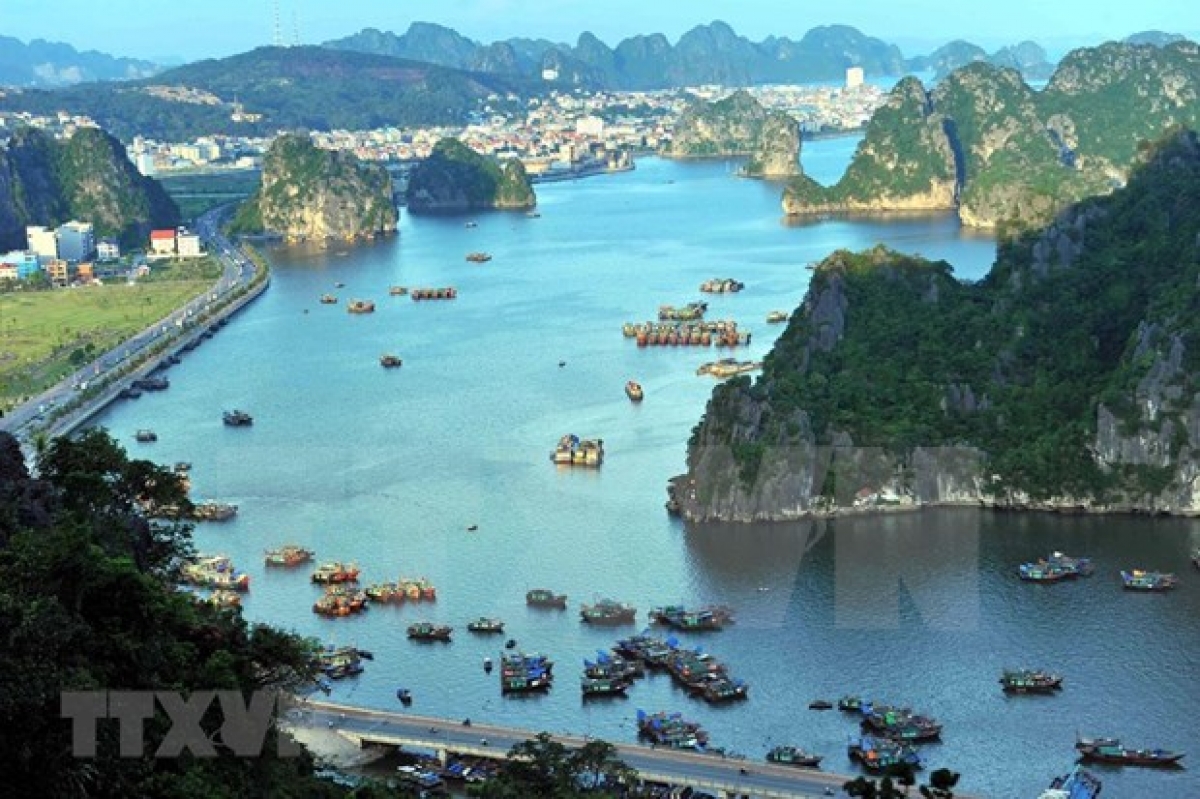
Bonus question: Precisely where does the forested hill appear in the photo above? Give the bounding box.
[677,129,1200,522]
[0,46,530,141]
[783,40,1200,231]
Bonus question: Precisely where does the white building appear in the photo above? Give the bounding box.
[56,220,95,262]
[96,238,120,261]
[846,67,865,89]
[576,115,605,137]
[25,225,58,259]
[175,229,202,258]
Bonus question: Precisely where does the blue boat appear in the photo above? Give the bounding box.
[1039,765,1102,799]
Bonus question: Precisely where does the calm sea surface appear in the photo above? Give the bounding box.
[91,141,1200,798]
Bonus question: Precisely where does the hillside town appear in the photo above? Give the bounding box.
[0,72,884,178]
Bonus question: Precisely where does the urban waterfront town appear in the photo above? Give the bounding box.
[1,4,1199,799]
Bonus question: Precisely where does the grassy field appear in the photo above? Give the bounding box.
[159,169,260,223]
[0,268,215,407]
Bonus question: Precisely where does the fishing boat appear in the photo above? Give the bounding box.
[407,622,453,642]
[132,376,169,391]
[614,633,674,668]
[346,299,375,314]
[311,562,361,584]
[696,358,762,378]
[465,252,491,262]
[396,687,413,705]
[135,429,157,443]
[695,674,749,703]
[380,354,403,368]
[397,577,437,600]
[860,704,942,742]
[500,652,554,693]
[319,294,338,304]
[699,278,744,293]
[809,700,834,710]
[1120,569,1178,591]
[648,604,734,631]
[1076,736,1185,767]
[658,301,708,321]
[181,555,250,591]
[550,434,604,467]
[411,287,458,301]
[766,745,822,768]
[364,582,403,603]
[312,587,368,617]
[264,545,315,568]
[625,381,644,402]
[1000,668,1063,694]
[315,646,365,679]
[388,286,408,296]
[636,710,708,749]
[222,409,253,427]
[581,676,630,697]
[1039,766,1102,799]
[1018,552,1094,582]
[467,617,505,634]
[580,599,637,625]
[526,589,567,608]
[191,502,238,522]
[847,736,923,773]
[766,310,789,324]
[584,651,644,682]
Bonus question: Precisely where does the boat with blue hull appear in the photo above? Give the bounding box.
[1039,766,1102,799]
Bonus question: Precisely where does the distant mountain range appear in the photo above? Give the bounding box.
[0,35,159,87]
[323,21,907,88]
[0,46,531,140]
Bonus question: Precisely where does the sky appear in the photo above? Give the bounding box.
[1,0,1195,64]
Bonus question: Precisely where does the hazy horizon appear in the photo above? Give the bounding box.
[0,0,1195,65]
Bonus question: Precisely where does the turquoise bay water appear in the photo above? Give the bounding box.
[92,143,1200,798]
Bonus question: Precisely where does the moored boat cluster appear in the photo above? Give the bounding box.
[551,434,604,467]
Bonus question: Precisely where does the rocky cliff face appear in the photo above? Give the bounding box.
[663,90,801,178]
[238,134,397,241]
[680,131,1200,521]
[0,125,177,250]
[787,42,1200,231]
[406,137,535,213]
[782,77,956,216]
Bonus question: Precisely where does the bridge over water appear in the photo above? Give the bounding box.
[290,699,978,799]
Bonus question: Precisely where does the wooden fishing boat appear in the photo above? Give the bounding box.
[1076,736,1185,767]
[1000,668,1063,694]
[380,354,403,368]
[766,745,822,768]
[1120,569,1178,591]
[467,617,505,634]
[526,589,567,608]
[407,622,453,642]
[625,380,644,402]
[264,545,315,568]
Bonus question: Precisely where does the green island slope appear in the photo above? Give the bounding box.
[229,133,397,240]
[676,129,1200,522]
[405,137,536,213]
[784,40,1200,231]
[0,429,416,797]
[0,125,179,250]
[661,89,802,178]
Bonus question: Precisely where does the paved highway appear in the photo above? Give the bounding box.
[1,206,256,448]
[287,699,893,799]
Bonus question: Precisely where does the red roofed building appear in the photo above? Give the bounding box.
[149,229,176,256]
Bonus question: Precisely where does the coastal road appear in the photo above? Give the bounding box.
[287,699,956,799]
[1,206,251,446]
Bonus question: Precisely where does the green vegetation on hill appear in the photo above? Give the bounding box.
[0,47,532,140]
[785,42,1200,230]
[691,130,1200,512]
[406,137,535,212]
[230,134,396,239]
[0,126,179,250]
[0,429,413,797]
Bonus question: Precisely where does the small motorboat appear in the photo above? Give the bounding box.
[135,429,157,443]
[625,381,644,402]
[483,658,493,673]
[808,699,833,710]
[396,687,413,705]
